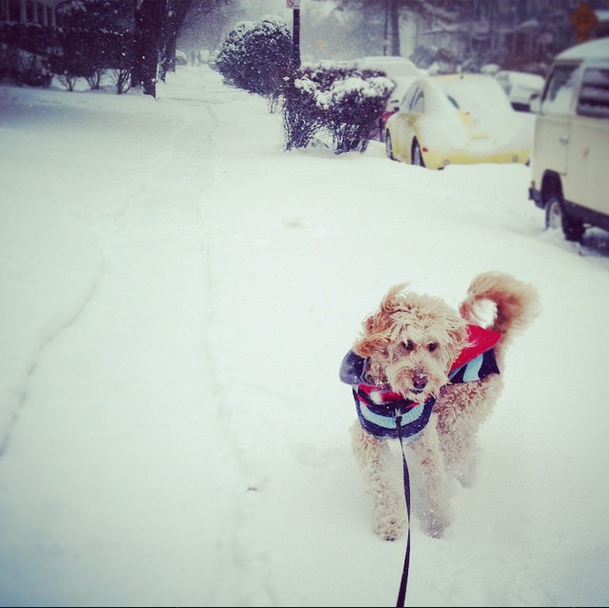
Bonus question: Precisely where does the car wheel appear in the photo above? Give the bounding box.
[412,139,425,168]
[385,132,395,160]
[544,192,585,242]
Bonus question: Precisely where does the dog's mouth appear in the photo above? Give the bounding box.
[404,386,438,402]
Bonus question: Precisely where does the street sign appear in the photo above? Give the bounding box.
[287,0,300,8]
[570,3,598,43]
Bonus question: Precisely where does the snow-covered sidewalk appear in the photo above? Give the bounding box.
[1,66,608,607]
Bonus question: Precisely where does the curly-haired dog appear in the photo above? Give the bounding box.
[340,271,539,541]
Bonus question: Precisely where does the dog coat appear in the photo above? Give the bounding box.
[339,325,501,440]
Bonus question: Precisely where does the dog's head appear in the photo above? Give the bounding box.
[353,284,469,402]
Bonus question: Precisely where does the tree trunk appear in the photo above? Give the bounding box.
[132,0,167,98]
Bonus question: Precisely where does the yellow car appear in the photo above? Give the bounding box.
[384,74,531,169]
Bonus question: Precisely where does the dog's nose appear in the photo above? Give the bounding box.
[412,374,428,390]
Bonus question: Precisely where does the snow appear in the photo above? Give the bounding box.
[304,74,394,110]
[405,75,532,153]
[556,37,609,61]
[1,65,609,608]
[353,56,422,79]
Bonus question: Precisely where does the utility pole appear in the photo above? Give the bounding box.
[287,0,300,68]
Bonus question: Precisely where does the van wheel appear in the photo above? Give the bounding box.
[545,193,585,242]
[385,132,395,160]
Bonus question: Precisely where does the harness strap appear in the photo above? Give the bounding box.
[395,409,411,608]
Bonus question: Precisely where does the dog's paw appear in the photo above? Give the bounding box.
[419,510,449,539]
[372,502,406,541]
[451,453,479,489]
[456,470,476,489]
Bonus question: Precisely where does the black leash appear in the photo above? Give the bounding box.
[395,409,411,607]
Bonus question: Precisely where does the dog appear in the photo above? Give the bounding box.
[340,271,539,541]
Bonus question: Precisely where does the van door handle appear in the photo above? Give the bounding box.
[559,135,569,145]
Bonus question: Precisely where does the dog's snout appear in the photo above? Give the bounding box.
[412,374,428,390]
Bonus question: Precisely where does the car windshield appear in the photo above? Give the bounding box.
[438,77,512,117]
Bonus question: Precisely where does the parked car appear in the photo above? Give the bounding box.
[376,74,421,140]
[495,70,545,111]
[350,56,423,141]
[528,37,609,242]
[384,74,531,169]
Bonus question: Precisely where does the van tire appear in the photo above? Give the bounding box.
[544,193,585,242]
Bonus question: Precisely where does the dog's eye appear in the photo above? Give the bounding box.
[427,342,438,352]
[404,340,414,351]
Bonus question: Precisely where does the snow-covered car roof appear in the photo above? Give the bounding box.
[496,70,545,89]
[555,37,609,62]
[354,56,422,79]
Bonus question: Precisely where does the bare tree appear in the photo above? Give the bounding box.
[132,0,167,97]
[330,0,467,57]
[159,0,235,80]
[159,0,196,81]
[132,0,234,97]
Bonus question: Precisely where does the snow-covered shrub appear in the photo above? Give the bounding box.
[282,65,394,154]
[323,70,394,153]
[214,15,293,101]
[281,65,342,150]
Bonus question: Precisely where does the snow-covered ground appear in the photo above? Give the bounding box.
[1,65,608,608]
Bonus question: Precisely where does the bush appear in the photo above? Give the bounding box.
[214,15,293,101]
[281,65,334,150]
[0,17,133,93]
[47,28,133,92]
[282,65,394,154]
[0,22,57,86]
[54,0,133,93]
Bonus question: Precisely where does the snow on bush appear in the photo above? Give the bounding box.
[282,65,394,154]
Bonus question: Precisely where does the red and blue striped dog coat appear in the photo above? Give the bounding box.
[340,325,501,440]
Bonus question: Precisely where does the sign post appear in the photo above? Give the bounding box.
[287,0,301,68]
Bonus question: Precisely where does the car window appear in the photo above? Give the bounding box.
[409,88,424,113]
[399,85,416,113]
[447,95,459,109]
[541,64,578,114]
[577,67,609,119]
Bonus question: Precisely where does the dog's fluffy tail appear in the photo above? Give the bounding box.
[459,271,539,345]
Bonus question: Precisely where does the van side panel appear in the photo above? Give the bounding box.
[565,114,609,216]
[531,113,569,177]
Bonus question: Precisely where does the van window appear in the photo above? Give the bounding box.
[577,68,609,118]
[542,64,578,114]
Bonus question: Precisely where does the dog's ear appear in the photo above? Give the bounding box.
[446,318,469,355]
[380,283,408,314]
[354,312,391,357]
[353,285,406,357]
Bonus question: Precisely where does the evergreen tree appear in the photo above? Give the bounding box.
[214,15,293,100]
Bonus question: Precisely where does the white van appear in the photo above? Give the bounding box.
[528,38,609,241]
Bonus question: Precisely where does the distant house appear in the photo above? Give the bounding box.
[0,0,59,27]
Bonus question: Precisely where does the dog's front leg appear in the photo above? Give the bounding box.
[350,421,406,541]
[407,419,450,538]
